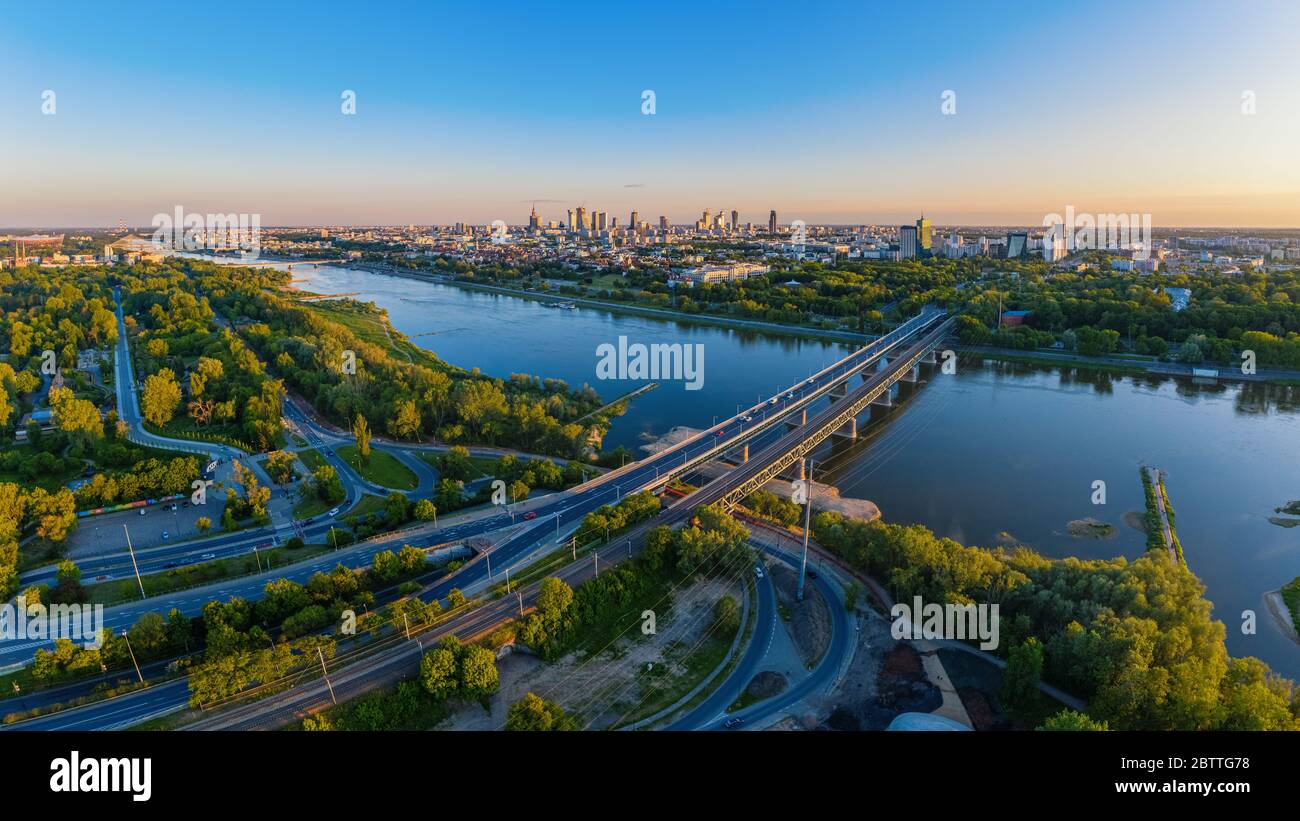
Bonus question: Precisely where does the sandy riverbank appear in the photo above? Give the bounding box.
[640,427,882,522]
[1265,591,1299,645]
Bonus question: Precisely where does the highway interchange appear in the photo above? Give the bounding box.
[2,300,950,730]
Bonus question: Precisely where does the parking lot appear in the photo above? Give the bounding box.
[65,497,232,558]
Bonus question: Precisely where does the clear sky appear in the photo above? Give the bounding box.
[3,0,1298,228]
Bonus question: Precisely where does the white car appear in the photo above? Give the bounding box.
[768,397,777,405]
[200,553,216,561]
[754,565,765,579]
[328,507,340,517]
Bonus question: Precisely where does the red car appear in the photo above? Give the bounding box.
[523,511,537,520]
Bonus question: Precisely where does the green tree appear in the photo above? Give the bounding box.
[353,414,371,464]
[505,692,577,731]
[1038,709,1109,731]
[141,368,182,427]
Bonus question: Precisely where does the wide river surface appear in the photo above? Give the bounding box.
[235,259,1300,677]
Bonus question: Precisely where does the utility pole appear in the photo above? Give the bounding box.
[504,566,510,594]
[403,613,411,640]
[252,544,263,573]
[517,590,524,617]
[797,459,813,603]
[122,525,145,601]
[571,538,576,561]
[485,549,492,578]
[594,551,599,578]
[318,646,337,705]
[122,631,144,683]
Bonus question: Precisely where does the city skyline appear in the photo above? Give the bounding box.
[3,1,1298,228]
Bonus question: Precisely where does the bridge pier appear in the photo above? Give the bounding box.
[900,364,920,383]
[797,457,806,481]
[871,385,895,407]
[832,416,858,440]
[828,382,848,402]
[922,350,938,364]
[784,408,807,428]
[876,356,889,374]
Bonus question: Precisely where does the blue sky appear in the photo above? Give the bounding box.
[2,0,1298,226]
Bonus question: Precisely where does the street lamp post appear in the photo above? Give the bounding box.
[122,525,145,601]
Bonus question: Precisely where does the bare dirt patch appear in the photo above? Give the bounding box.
[744,671,787,701]
[438,576,742,730]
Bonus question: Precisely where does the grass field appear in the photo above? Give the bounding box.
[417,451,497,478]
[295,449,328,472]
[337,445,418,490]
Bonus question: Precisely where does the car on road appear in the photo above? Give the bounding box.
[806,569,818,580]
[138,508,147,516]
[161,531,169,540]
[754,564,764,578]
[768,397,777,404]
[723,717,744,729]
[741,415,752,423]
[328,507,340,517]
[714,428,724,436]
[786,392,794,399]
[523,511,537,520]
[200,553,216,561]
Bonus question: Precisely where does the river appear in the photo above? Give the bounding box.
[227,259,1300,677]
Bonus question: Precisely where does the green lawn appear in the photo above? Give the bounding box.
[417,451,497,478]
[346,493,388,518]
[337,445,418,490]
[293,495,332,519]
[295,449,328,472]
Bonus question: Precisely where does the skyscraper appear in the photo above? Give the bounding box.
[768,210,777,233]
[566,208,575,232]
[630,210,639,230]
[1006,232,1028,259]
[659,216,669,231]
[916,216,932,251]
[575,206,588,231]
[899,225,918,259]
[731,209,739,230]
[528,205,540,231]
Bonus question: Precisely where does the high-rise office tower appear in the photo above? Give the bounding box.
[702,209,711,228]
[575,206,588,231]
[916,216,932,251]
[566,209,575,232]
[899,225,918,259]
[630,210,639,230]
[1006,232,1027,259]
[769,210,777,233]
[731,210,739,230]
[596,211,607,231]
[659,216,669,231]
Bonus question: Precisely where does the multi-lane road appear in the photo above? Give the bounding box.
[2,307,948,727]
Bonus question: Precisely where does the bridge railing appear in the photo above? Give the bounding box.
[711,317,955,508]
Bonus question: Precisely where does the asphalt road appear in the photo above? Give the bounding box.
[1,310,943,725]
